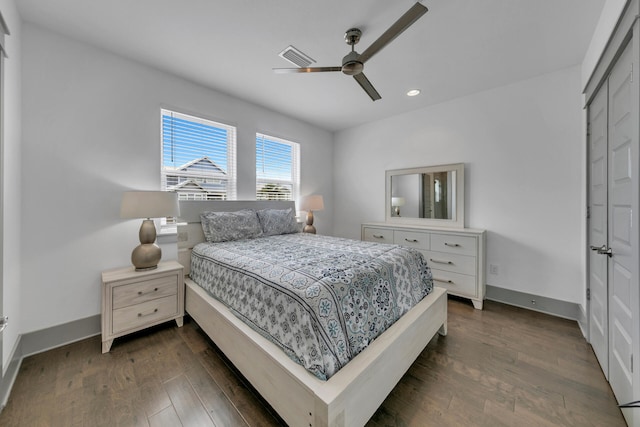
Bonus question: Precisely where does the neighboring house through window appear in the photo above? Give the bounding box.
[256,133,300,201]
[161,109,237,201]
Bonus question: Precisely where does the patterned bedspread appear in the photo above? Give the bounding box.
[190,233,433,380]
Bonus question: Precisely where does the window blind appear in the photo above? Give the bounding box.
[256,133,300,201]
[161,109,237,201]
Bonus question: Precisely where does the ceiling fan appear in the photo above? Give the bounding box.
[273,2,428,101]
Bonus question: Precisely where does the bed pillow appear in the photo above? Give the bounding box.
[256,208,299,236]
[200,209,263,243]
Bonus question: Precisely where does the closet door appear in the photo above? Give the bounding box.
[606,41,636,409]
[588,79,609,377]
[588,40,637,420]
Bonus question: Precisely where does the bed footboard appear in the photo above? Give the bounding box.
[185,279,447,427]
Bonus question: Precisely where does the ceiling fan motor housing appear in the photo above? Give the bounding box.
[342,51,363,75]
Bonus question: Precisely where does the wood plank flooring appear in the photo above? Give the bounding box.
[0,297,626,426]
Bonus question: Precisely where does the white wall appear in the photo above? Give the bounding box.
[20,24,333,333]
[334,66,584,304]
[1,0,21,372]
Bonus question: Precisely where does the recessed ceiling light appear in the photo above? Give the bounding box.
[407,89,421,97]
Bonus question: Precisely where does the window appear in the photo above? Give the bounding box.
[161,109,236,201]
[256,133,300,201]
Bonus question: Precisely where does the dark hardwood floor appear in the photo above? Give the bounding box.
[0,297,626,427]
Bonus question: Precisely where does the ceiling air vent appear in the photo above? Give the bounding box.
[278,45,315,68]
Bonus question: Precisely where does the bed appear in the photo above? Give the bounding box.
[177,200,447,427]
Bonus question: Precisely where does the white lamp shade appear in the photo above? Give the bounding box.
[301,194,324,211]
[120,191,180,219]
[391,197,406,206]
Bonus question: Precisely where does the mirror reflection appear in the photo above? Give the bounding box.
[390,171,456,220]
[385,163,464,228]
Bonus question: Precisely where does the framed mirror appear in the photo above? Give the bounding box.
[385,163,465,228]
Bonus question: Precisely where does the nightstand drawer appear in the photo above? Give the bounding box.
[431,234,476,256]
[113,275,178,309]
[363,227,394,244]
[425,251,476,276]
[431,269,476,297]
[393,230,429,250]
[112,295,178,334]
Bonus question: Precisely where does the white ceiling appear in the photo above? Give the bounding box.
[17,0,605,132]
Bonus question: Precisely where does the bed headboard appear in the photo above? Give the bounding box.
[177,200,296,276]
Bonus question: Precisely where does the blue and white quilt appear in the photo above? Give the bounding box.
[190,233,433,380]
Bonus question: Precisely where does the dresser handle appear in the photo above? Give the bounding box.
[430,258,453,265]
[444,242,460,247]
[372,234,384,239]
[138,308,159,317]
[434,278,454,284]
[405,238,419,243]
[138,287,159,296]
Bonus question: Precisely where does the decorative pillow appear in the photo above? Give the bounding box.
[256,208,299,236]
[200,209,263,243]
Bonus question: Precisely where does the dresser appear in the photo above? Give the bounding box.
[362,222,486,309]
[101,260,184,353]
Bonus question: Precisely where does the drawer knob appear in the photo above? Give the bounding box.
[138,308,159,317]
[373,235,384,239]
[430,258,453,265]
[405,238,418,243]
[434,278,454,284]
[137,287,159,296]
[444,242,460,247]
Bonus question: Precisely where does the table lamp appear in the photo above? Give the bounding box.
[120,191,180,271]
[391,196,405,217]
[300,194,324,234]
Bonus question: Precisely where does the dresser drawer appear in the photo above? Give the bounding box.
[113,275,178,309]
[363,227,394,244]
[112,295,178,334]
[431,269,477,297]
[393,230,429,250]
[431,234,477,256]
[425,251,476,276]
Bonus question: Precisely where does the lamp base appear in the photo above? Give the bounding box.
[303,211,317,234]
[135,266,158,272]
[131,219,161,271]
[131,243,161,271]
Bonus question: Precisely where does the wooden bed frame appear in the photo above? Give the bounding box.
[177,200,447,427]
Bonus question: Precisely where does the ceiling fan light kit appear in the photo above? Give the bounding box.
[273,2,428,101]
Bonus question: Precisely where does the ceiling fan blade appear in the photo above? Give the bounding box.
[353,73,382,101]
[358,2,428,64]
[273,66,342,73]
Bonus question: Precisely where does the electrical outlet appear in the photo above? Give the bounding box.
[489,264,499,275]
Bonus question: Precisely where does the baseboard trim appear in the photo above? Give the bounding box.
[0,314,101,411]
[20,315,101,358]
[577,304,588,339]
[485,285,580,321]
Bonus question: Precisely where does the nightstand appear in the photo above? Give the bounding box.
[101,260,184,353]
